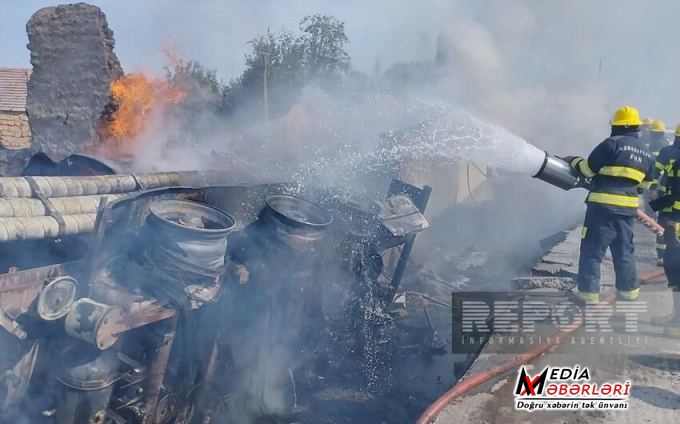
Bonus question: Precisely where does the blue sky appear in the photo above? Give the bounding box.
[0,0,438,79]
[2,1,680,138]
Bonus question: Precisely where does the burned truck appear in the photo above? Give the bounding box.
[0,154,431,424]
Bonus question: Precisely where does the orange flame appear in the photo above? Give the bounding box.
[96,73,186,158]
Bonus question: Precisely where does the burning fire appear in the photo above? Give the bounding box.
[96,73,186,158]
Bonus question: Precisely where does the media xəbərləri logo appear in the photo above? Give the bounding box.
[514,365,630,411]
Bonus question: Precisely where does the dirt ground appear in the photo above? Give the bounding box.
[435,221,680,423]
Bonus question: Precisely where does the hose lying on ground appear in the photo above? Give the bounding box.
[415,269,666,424]
[417,214,666,423]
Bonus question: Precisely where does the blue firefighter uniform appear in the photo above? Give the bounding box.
[642,121,669,217]
[665,157,680,290]
[651,138,680,261]
[651,151,680,333]
[569,110,655,303]
[648,130,670,158]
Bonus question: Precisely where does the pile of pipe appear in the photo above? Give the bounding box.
[0,172,195,242]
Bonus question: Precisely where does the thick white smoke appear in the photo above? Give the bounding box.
[8,0,676,167]
[97,0,680,255]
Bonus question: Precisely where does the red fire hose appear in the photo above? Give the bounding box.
[636,209,665,236]
[416,267,666,423]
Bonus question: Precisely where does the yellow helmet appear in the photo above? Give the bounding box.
[610,106,643,127]
[650,120,666,133]
[675,123,680,137]
[642,117,655,126]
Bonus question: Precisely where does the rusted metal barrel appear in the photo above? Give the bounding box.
[0,171,200,198]
[261,194,332,252]
[145,199,236,279]
[0,213,97,241]
[0,194,124,217]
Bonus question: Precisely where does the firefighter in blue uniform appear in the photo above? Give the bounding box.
[640,118,662,216]
[650,123,680,265]
[650,138,680,335]
[648,120,670,157]
[567,106,655,303]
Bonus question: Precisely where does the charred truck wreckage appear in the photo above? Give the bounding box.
[0,156,432,424]
[0,3,442,422]
[0,3,509,424]
[10,2,680,424]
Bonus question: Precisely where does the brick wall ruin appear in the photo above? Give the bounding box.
[0,112,31,149]
[26,3,123,158]
[0,67,32,150]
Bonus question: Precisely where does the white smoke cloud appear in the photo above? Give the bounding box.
[78,0,678,153]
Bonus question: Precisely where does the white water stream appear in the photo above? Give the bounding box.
[262,91,549,184]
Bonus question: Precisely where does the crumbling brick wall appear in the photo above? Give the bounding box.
[26,3,124,158]
[0,112,31,149]
[0,67,32,150]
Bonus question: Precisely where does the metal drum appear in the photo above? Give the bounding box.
[146,199,236,279]
[262,194,332,252]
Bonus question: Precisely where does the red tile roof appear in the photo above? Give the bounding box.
[0,68,31,112]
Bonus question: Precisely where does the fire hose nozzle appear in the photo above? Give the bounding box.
[533,151,583,191]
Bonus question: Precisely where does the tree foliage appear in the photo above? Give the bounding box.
[299,14,351,77]
[164,60,227,139]
[166,60,226,113]
[164,14,352,121]
[223,14,351,116]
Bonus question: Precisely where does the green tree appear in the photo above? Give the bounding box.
[222,14,351,117]
[222,29,305,115]
[166,60,225,113]
[299,14,351,78]
[164,60,227,140]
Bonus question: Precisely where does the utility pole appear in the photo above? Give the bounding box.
[263,52,269,124]
[598,57,603,82]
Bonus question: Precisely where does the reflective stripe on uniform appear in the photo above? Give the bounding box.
[656,243,667,250]
[581,227,588,239]
[656,161,665,170]
[587,192,640,208]
[618,288,640,300]
[660,185,667,193]
[653,151,661,156]
[638,181,652,190]
[574,158,596,178]
[674,201,680,211]
[597,166,645,183]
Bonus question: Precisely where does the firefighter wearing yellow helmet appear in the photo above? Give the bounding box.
[640,117,655,153]
[563,106,655,303]
[648,120,671,157]
[643,119,671,229]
